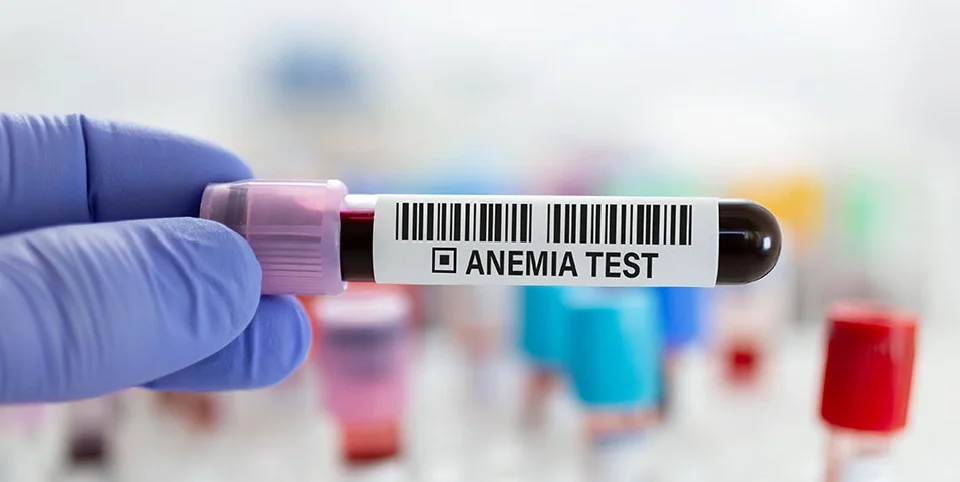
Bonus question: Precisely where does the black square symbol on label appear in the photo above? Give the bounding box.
[431,247,457,274]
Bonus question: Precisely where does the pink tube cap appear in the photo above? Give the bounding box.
[200,180,348,295]
[319,285,411,424]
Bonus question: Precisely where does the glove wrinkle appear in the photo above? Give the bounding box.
[77,114,97,223]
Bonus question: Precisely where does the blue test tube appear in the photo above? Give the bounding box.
[567,289,662,480]
[654,287,709,418]
[656,288,707,351]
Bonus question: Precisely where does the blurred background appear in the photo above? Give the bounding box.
[1,0,958,480]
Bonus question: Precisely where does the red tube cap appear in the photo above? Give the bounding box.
[820,302,917,433]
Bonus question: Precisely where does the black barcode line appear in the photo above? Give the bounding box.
[510,204,517,243]
[440,203,447,241]
[652,205,660,245]
[521,204,529,243]
[544,203,693,246]
[455,203,462,241]
[593,204,601,244]
[420,202,426,240]
[426,203,435,241]
[417,203,424,241]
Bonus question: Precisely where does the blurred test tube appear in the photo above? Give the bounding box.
[250,35,383,179]
[0,404,66,482]
[111,388,228,482]
[714,233,795,389]
[443,284,516,409]
[728,173,825,323]
[518,285,571,427]
[317,283,412,464]
[566,288,662,482]
[421,173,520,408]
[654,287,709,422]
[602,168,712,422]
[820,302,916,482]
[826,172,923,312]
[341,176,436,334]
[67,397,117,468]
[154,391,225,433]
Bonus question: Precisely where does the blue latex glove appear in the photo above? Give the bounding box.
[0,114,311,403]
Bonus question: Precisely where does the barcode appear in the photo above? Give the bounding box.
[395,202,534,243]
[545,203,693,246]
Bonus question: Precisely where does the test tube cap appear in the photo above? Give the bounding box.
[567,290,662,408]
[656,287,708,351]
[319,284,410,425]
[200,180,348,295]
[519,286,572,368]
[820,302,917,433]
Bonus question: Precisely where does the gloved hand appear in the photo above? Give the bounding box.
[0,114,311,403]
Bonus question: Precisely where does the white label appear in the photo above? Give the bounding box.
[372,195,719,287]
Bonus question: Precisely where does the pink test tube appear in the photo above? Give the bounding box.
[317,283,411,463]
[0,405,46,433]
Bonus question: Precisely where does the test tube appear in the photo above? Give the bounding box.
[832,175,885,300]
[344,175,442,330]
[714,233,795,388]
[420,176,519,405]
[0,404,65,482]
[654,286,708,419]
[441,283,515,407]
[828,173,922,310]
[602,173,710,419]
[317,283,411,463]
[67,397,116,466]
[154,392,223,432]
[199,180,781,295]
[566,289,661,481]
[518,285,571,426]
[728,173,826,322]
[820,303,917,482]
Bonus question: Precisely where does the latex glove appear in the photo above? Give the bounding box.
[0,114,310,403]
